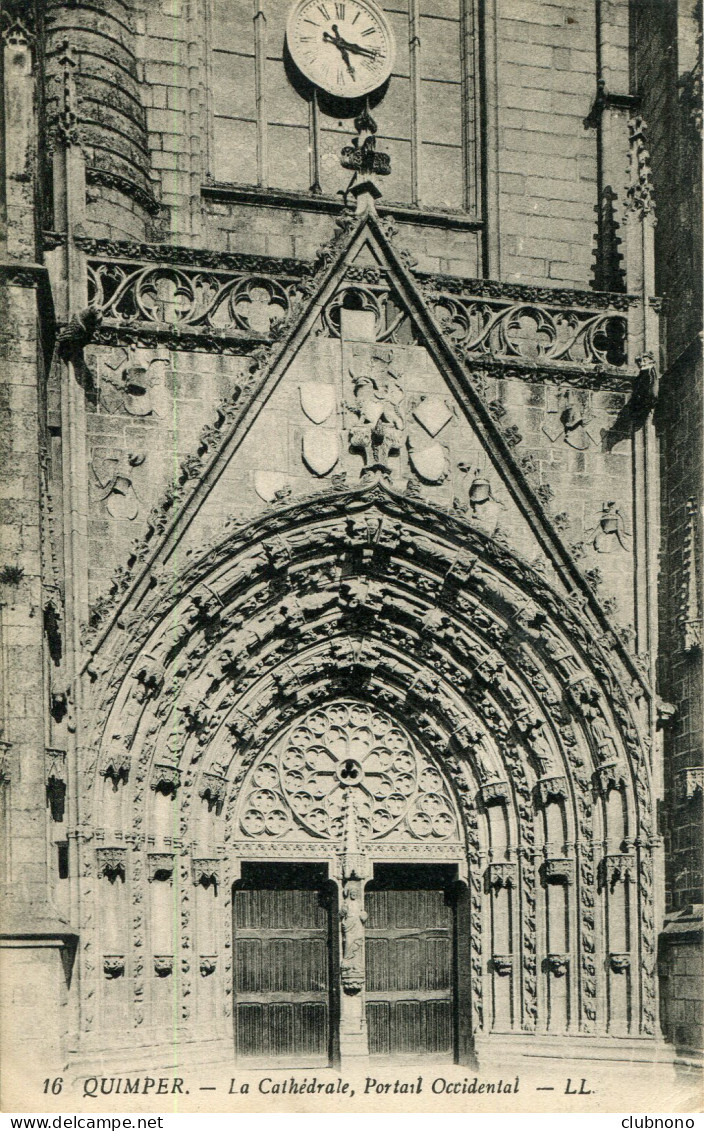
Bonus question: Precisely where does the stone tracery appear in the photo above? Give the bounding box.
[236,700,462,845]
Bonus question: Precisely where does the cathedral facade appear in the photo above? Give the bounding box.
[0,0,701,1088]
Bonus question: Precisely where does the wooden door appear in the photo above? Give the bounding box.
[234,871,332,1065]
[365,880,455,1061]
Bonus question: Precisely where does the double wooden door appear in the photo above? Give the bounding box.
[233,864,458,1064]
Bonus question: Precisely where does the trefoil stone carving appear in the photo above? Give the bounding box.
[235,701,461,845]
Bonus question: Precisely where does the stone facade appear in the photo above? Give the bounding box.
[0,0,701,1095]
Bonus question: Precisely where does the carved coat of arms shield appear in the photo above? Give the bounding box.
[299,382,336,424]
[407,440,448,484]
[253,471,290,502]
[302,428,340,477]
[413,395,454,437]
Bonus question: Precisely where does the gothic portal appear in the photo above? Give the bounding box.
[0,0,701,1095]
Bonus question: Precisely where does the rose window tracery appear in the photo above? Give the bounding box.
[236,701,461,844]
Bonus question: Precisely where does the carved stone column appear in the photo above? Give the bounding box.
[486,861,516,1031]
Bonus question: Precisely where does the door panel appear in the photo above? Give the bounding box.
[365,884,455,1061]
[234,881,331,1064]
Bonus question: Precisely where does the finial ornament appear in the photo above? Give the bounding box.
[341,101,391,214]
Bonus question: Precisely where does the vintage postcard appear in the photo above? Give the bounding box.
[0,0,701,1117]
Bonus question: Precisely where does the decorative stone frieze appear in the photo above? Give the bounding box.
[478,780,511,807]
[101,749,131,790]
[592,761,626,798]
[198,773,226,812]
[150,764,180,796]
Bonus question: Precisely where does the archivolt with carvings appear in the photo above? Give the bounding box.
[77,483,656,1048]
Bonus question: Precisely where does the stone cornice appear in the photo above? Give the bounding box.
[75,236,312,277]
[201,181,484,231]
[0,260,48,287]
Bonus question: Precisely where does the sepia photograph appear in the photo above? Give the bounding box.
[0,0,701,1118]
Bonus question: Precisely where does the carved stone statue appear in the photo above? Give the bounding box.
[339,881,367,994]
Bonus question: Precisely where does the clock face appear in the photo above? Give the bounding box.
[287,0,395,99]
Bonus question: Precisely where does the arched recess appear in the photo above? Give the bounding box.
[77,482,657,1065]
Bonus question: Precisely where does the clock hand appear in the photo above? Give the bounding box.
[340,44,356,78]
[322,29,357,77]
[323,25,381,59]
[340,40,380,58]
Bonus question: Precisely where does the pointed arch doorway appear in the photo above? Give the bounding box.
[230,699,470,1068]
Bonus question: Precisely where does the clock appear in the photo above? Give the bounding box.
[287,0,395,99]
